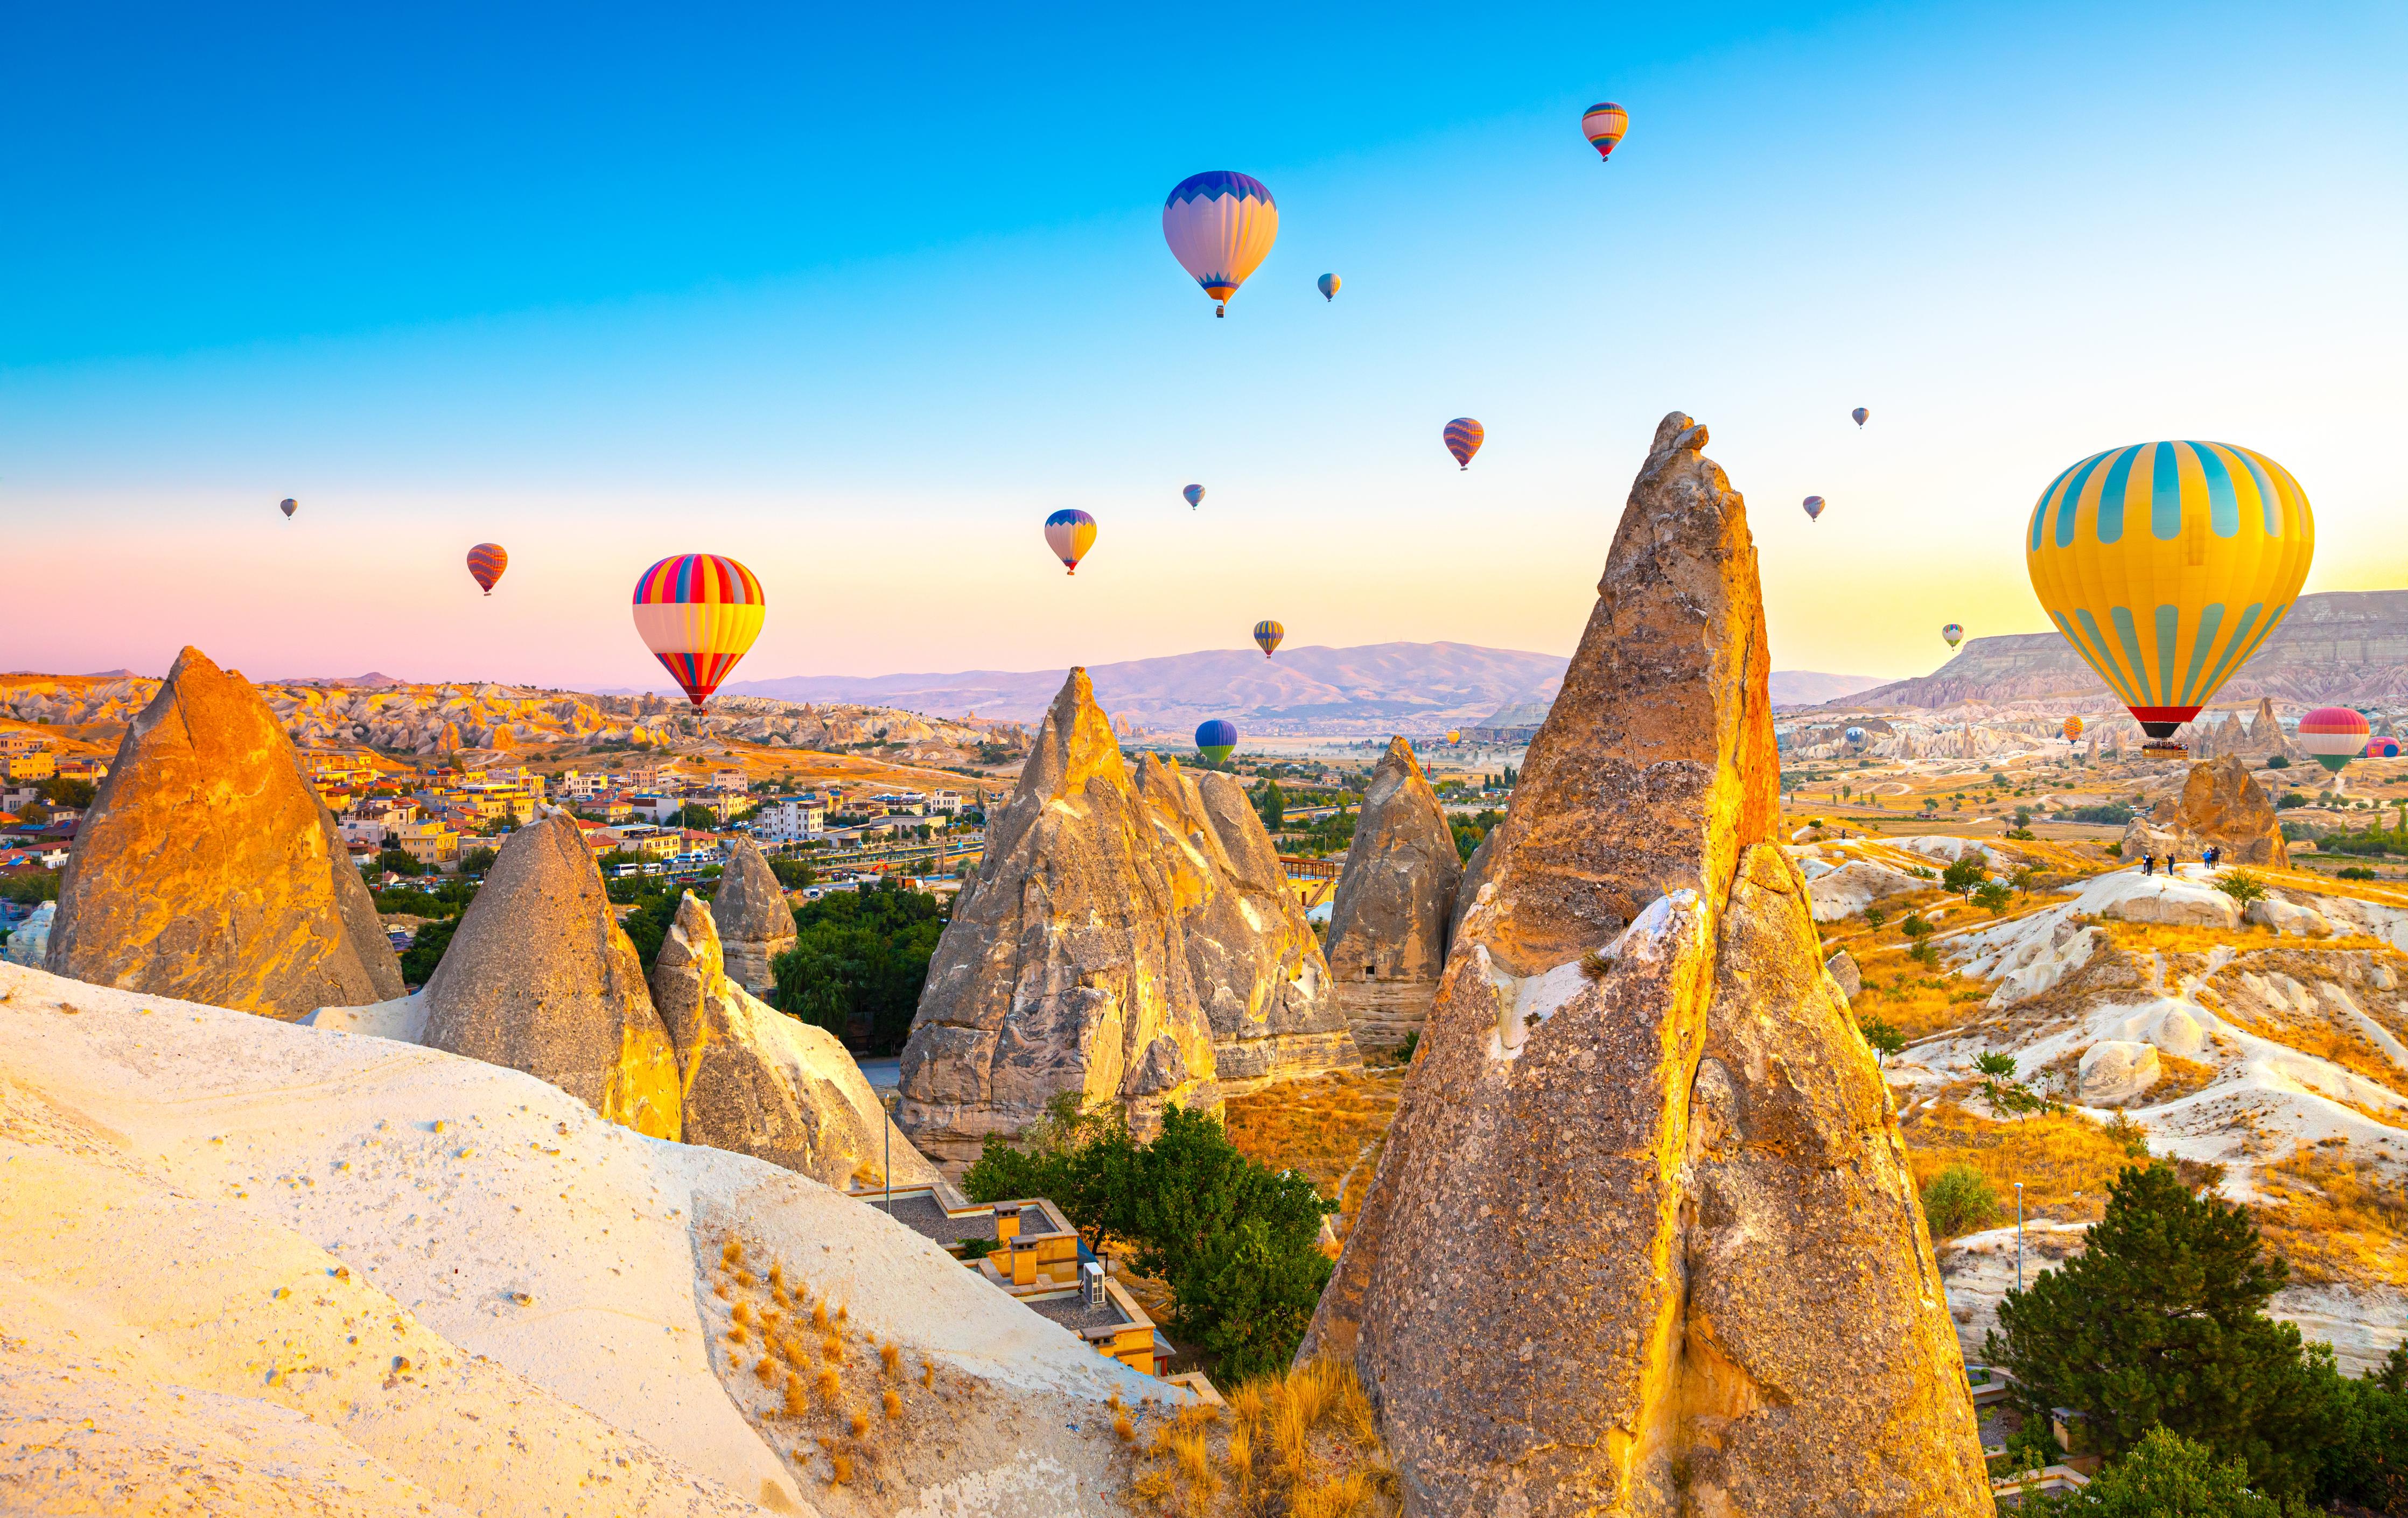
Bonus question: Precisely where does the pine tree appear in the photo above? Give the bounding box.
[1987,1163,2330,1499]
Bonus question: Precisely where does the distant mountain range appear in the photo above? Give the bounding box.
[1843,589,2408,711]
[717,642,1891,735]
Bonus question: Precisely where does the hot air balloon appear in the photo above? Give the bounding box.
[1803,495,1825,522]
[1446,730,1462,744]
[279,497,297,518]
[2300,707,2371,774]
[1852,407,1869,428]
[1183,484,1205,510]
[1195,719,1238,764]
[1942,623,1964,649]
[2368,737,2401,760]
[632,554,765,708]
[1163,172,1278,318]
[1444,418,1484,470]
[466,543,508,596]
[1044,509,1097,574]
[1318,272,1340,302]
[2026,441,2314,750]
[2063,715,2085,742]
[1580,102,1628,163]
[1254,620,1284,658]
[1844,726,1867,747]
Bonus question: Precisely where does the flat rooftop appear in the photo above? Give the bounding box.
[879,1193,998,1246]
[1024,1290,1130,1334]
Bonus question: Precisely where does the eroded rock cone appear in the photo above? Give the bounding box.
[1133,753,1360,1096]
[2123,753,2288,867]
[1304,413,1988,1517]
[652,893,936,1187]
[46,646,403,1018]
[709,837,797,995]
[1325,737,1462,1050]
[2249,696,2298,762]
[897,669,1220,1166]
[421,810,680,1139]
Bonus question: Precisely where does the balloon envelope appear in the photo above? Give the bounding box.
[1163,171,1277,316]
[2368,737,2400,760]
[1195,718,1237,763]
[279,497,297,518]
[1183,484,1205,510]
[2026,441,2314,739]
[1844,726,1866,746]
[1580,102,1628,162]
[1254,619,1284,658]
[1852,407,1869,427]
[1942,623,1964,648]
[2300,707,2371,774]
[1044,508,1097,574]
[466,543,508,595]
[1443,418,1483,469]
[1802,495,1825,521]
[1318,272,1339,301]
[2063,715,2085,741]
[632,554,765,707]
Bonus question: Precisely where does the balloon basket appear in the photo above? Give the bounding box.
[2141,741,2188,758]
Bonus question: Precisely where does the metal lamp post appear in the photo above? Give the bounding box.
[2013,1181,2025,1292]
[881,1091,901,1217]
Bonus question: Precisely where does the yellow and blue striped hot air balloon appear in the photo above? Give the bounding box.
[1163,172,1278,318]
[1254,620,1284,658]
[2026,441,2313,742]
[1044,508,1097,574]
[632,553,765,708]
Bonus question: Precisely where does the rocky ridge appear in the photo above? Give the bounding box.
[1305,413,1988,1516]
[1324,736,1462,1049]
[45,646,404,1018]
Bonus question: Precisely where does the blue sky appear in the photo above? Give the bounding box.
[3,3,2402,690]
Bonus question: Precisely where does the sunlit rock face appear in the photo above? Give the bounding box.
[708,837,797,996]
[2123,753,2289,867]
[896,669,1222,1167]
[47,645,403,1018]
[1305,413,1991,1518]
[1324,737,1463,1051]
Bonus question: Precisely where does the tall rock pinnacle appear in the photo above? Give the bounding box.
[1304,414,1989,1516]
[896,669,1223,1165]
[708,836,797,995]
[1324,736,1462,1050]
[47,646,404,1017]
[421,810,681,1139]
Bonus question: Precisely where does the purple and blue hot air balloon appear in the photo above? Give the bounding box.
[1195,719,1238,764]
[1163,172,1278,317]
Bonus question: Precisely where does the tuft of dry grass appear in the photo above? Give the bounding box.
[828,1451,853,1485]
[782,1372,809,1417]
[884,1388,903,1421]
[811,1301,830,1331]
[1114,1411,1136,1442]
[732,1301,755,1326]
[721,1238,743,1267]
[822,1333,844,1362]
[920,1360,935,1389]
[849,1410,870,1438]
[880,1341,900,1376]
[733,1269,757,1289]
[727,1325,748,1346]
[1129,1357,1396,1517]
[754,1355,777,1384]
[817,1366,841,1403]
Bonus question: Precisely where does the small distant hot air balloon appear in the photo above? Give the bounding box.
[1044,509,1097,574]
[1803,495,1826,522]
[1844,726,1867,747]
[466,543,508,596]
[1318,272,1340,301]
[2026,441,2314,747]
[1195,719,1238,764]
[2368,737,2401,760]
[1163,172,1278,317]
[2063,715,2085,742]
[632,554,765,708]
[1580,102,1628,163]
[2300,707,2371,774]
[1254,620,1284,658]
[1942,623,1964,649]
[1183,484,1205,510]
[279,497,297,518]
[1852,407,1869,428]
[1446,729,1462,744]
[1444,418,1484,470]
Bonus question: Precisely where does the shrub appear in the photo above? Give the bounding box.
[2268,754,2291,769]
[1920,1163,2000,1239]
[1857,1015,1906,1065]
[2025,1425,2282,1515]
[1974,881,2014,916]
[2104,842,2123,857]
[1901,913,1934,939]
[1942,856,1989,895]
[1864,907,1887,929]
[2216,872,2268,904]
[2339,866,2377,881]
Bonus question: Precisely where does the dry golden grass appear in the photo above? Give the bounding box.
[880,1341,900,1376]
[1899,1101,2144,1224]
[2152,1053,2218,1103]
[1130,1358,1397,1517]
[1223,1069,1408,1240]
[811,1300,830,1330]
[1852,964,1996,1042]
[2255,1143,2408,1287]
[849,1410,870,1438]
[816,1365,841,1402]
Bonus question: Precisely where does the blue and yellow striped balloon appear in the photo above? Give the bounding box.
[2026,441,2313,739]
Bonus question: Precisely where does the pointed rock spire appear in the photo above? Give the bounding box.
[47,646,403,1017]
[421,810,681,1139]
[1304,414,1990,1516]
[1324,736,1464,1049]
[709,837,797,995]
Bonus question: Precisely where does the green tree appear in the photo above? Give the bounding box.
[1857,1014,1906,1065]
[1987,1163,2332,1500]
[1252,779,1285,831]
[2026,1425,2280,1516]
[768,882,947,1053]
[1182,1215,1332,1382]
[458,846,499,877]
[2315,1343,2408,1511]
[1974,880,2014,916]
[2216,872,2267,904]
[398,916,458,985]
[376,847,423,877]
[768,856,816,889]
[669,802,720,830]
[1941,855,1988,895]
[1919,1163,1998,1239]
[38,775,96,809]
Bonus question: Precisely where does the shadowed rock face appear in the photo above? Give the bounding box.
[46,646,404,1018]
[708,838,796,995]
[896,669,1222,1166]
[652,894,937,1187]
[1304,413,1989,1517]
[1324,737,1464,1050]
[2123,754,2289,867]
[1133,754,1361,1096]
[421,811,681,1139]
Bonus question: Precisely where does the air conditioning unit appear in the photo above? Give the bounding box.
[1082,1260,1104,1309]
